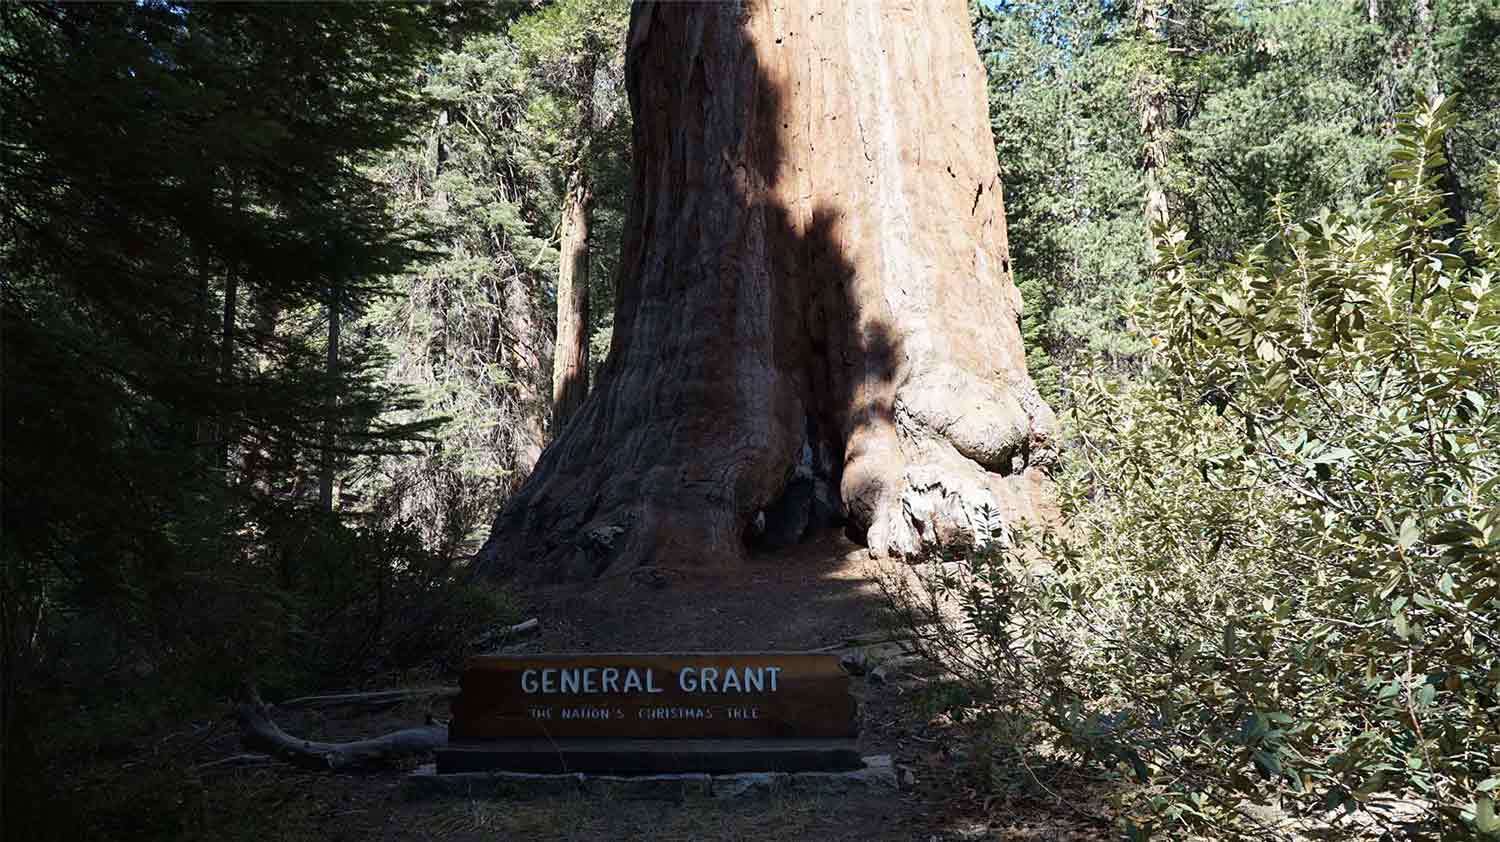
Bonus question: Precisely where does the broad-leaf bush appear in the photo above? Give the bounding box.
[900,99,1499,839]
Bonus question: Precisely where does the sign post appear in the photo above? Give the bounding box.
[437,652,861,774]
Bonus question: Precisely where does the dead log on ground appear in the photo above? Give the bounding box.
[235,692,447,771]
[504,617,539,637]
[472,617,541,653]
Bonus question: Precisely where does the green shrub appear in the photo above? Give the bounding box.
[5,491,512,841]
[898,98,1499,839]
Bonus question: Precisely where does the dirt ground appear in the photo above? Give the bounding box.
[165,531,1113,841]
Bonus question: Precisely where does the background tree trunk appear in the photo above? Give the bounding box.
[319,279,340,513]
[1413,0,1467,230]
[1135,0,1171,256]
[192,243,214,449]
[551,51,600,437]
[502,271,550,482]
[551,172,592,434]
[432,108,450,214]
[473,0,1056,582]
[218,177,242,471]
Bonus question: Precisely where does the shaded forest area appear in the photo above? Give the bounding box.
[2,0,1498,839]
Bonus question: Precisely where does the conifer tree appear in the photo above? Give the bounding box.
[1,5,442,828]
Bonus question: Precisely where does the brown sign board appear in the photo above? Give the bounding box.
[448,653,857,741]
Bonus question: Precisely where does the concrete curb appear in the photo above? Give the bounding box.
[405,754,895,800]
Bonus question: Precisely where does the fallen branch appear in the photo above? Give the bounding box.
[473,617,541,653]
[810,629,932,652]
[504,617,539,637]
[191,753,277,773]
[235,691,447,771]
[276,687,458,712]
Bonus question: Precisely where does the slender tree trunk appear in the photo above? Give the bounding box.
[1136,0,1170,256]
[251,291,281,373]
[192,242,214,449]
[1414,0,1439,99]
[501,272,549,482]
[473,0,1056,582]
[239,289,282,496]
[432,108,450,215]
[1373,0,1401,131]
[1413,0,1468,230]
[319,280,340,513]
[551,172,592,434]
[218,178,242,470]
[219,274,237,408]
[194,249,212,366]
[551,54,600,436]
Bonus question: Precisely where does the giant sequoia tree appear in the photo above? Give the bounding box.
[474,0,1056,581]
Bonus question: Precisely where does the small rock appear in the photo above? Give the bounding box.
[839,651,870,676]
[712,771,789,799]
[788,755,897,794]
[630,566,674,589]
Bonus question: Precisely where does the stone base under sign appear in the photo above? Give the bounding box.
[406,754,895,800]
[436,737,862,775]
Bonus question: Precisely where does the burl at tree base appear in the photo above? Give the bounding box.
[472,0,1056,583]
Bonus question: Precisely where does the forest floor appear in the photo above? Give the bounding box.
[151,531,1115,841]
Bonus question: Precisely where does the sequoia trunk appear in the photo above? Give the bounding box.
[474,0,1055,582]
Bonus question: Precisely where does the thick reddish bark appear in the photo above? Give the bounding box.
[502,271,549,481]
[551,171,591,435]
[474,0,1055,582]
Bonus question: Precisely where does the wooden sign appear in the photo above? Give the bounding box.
[449,652,857,741]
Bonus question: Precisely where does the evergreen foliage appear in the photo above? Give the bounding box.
[367,0,630,544]
[977,0,1499,401]
[509,0,631,195]
[510,0,632,381]
[371,28,559,547]
[974,0,1148,397]
[0,5,507,837]
[896,100,1500,840]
